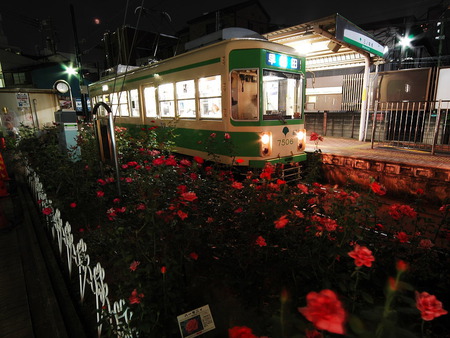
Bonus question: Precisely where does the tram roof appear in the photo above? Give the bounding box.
[263,13,386,71]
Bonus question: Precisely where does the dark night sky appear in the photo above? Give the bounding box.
[0,0,443,56]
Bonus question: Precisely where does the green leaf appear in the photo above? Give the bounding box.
[348,315,366,334]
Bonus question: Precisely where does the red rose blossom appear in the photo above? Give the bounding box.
[298,289,346,335]
[415,291,448,321]
[228,326,257,338]
[348,245,375,267]
[370,181,386,196]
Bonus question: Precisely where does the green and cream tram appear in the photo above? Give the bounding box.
[89,36,307,168]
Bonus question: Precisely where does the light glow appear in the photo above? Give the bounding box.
[261,133,270,144]
[296,130,305,140]
[64,64,78,76]
[399,35,413,48]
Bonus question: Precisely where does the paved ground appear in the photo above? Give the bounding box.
[0,163,88,338]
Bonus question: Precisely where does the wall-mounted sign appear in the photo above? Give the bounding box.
[16,93,30,108]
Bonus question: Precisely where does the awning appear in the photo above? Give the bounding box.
[263,14,386,71]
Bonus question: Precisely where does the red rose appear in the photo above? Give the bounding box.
[348,245,375,267]
[370,181,386,196]
[274,215,289,229]
[298,289,346,335]
[181,192,198,202]
[255,236,267,247]
[228,326,257,338]
[415,291,448,321]
[129,289,144,304]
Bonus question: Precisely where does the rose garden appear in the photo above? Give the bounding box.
[8,122,449,338]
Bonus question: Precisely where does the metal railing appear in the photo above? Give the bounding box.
[23,162,135,338]
[305,102,450,154]
[369,100,450,155]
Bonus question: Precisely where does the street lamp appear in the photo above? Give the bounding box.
[399,35,413,48]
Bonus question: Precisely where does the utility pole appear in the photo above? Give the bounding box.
[70,4,89,119]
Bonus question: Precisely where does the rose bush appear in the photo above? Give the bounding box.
[14,124,449,337]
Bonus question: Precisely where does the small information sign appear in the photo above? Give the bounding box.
[16,93,30,108]
[177,305,215,338]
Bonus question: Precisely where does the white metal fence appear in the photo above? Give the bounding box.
[24,162,136,337]
[369,100,450,155]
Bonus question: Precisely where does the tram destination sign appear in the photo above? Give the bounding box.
[335,14,386,58]
[265,52,301,70]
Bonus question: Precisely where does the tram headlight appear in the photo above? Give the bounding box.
[295,129,306,150]
[260,132,272,156]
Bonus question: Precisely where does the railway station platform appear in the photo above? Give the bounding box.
[0,137,449,337]
[305,136,450,205]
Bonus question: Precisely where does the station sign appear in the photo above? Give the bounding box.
[266,52,301,70]
[335,14,386,57]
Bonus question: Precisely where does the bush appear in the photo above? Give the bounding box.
[15,124,449,338]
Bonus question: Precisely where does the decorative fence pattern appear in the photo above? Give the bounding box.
[23,162,135,337]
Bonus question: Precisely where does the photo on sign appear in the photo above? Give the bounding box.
[177,305,215,338]
[179,315,204,337]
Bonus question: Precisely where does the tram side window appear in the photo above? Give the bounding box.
[102,94,110,104]
[158,83,175,118]
[129,89,140,117]
[199,75,221,119]
[231,69,259,121]
[92,94,111,116]
[144,86,157,118]
[176,80,196,118]
[111,91,130,116]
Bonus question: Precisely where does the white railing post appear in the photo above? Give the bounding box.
[21,165,134,337]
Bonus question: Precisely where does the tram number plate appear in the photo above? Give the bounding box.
[277,138,295,146]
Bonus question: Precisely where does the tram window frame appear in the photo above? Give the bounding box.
[176,79,196,119]
[198,75,222,119]
[262,70,303,120]
[144,86,158,118]
[158,83,175,118]
[230,69,259,121]
[111,91,130,117]
[93,94,111,116]
[129,89,140,117]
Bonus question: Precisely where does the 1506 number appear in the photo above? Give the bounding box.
[277,138,295,146]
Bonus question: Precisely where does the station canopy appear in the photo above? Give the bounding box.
[263,14,386,71]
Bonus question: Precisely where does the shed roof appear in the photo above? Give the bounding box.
[263,14,386,71]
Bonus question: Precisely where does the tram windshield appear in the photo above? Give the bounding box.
[262,70,303,120]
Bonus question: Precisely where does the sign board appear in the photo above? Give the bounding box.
[177,305,215,338]
[335,14,386,57]
[266,52,301,70]
[16,93,30,108]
